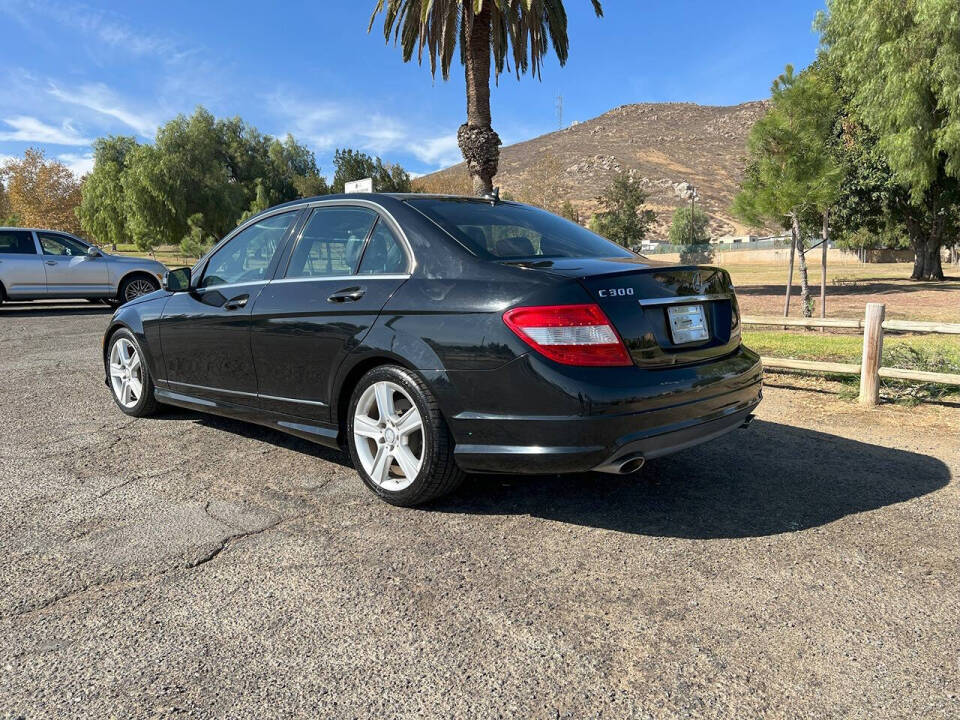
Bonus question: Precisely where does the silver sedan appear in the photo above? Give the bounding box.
[0,227,167,305]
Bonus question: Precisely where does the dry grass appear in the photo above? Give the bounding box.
[730,262,960,323]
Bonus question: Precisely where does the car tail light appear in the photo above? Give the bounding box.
[502,304,632,367]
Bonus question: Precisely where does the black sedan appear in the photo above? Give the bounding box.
[102,194,762,506]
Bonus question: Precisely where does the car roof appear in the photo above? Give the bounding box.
[251,192,517,219]
[240,192,513,226]
[0,227,81,234]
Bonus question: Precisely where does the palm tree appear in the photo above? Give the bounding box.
[370,0,603,195]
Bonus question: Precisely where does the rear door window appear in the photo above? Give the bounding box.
[285,207,378,279]
[357,219,408,275]
[0,230,37,254]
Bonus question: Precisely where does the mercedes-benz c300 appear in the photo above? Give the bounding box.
[102,194,762,506]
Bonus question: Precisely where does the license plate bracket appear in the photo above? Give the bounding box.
[667,304,709,344]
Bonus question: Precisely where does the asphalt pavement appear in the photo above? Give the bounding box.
[1,300,957,719]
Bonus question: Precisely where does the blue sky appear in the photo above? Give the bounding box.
[0,1,825,178]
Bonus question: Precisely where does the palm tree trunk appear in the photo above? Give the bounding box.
[458,4,501,195]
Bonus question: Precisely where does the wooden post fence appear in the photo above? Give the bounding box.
[740,304,960,404]
[858,303,885,406]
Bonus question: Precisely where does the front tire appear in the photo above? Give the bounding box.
[106,329,159,417]
[347,365,464,507]
[118,274,160,304]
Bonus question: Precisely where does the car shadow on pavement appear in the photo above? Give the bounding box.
[0,301,114,317]
[428,420,951,539]
[155,409,354,468]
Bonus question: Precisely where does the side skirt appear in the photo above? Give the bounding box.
[154,388,342,450]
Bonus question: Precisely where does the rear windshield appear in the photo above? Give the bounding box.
[405,197,634,261]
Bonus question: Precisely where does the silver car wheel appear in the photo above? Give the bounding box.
[353,380,424,492]
[124,278,156,302]
[109,338,144,409]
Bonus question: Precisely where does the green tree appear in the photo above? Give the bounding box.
[669,205,710,244]
[331,148,411,193]
[370,0,603,196]
[558,200,579,223]
[178,212,216,260]
[669,205,712,264]
[817,0,960,280]
[77,136,139,247]
[238,179,273,224]
[588,172,655,248]
[79,107,325,252]
[733,65,843,317]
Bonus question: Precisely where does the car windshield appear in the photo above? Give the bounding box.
[405,197,635,261]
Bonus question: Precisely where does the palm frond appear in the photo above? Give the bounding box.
[369,0,600,80]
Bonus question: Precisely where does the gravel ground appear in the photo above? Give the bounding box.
[1,301,958,719]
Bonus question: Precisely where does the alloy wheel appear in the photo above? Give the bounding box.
[125,278,156,302]
[109,338,144,409]
[353,380,424,491]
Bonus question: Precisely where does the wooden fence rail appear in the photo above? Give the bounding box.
[742,315,960,334]
[741,304,960,404]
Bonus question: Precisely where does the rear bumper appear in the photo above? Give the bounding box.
[444,346,763,474]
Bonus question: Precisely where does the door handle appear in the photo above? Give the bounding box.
[223,294,249,310]
[327,286,366,303]
[45,260,57,266]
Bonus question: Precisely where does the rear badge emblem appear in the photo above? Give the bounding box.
[598,287,634,298]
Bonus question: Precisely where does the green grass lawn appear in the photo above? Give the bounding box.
[743,329,960,367]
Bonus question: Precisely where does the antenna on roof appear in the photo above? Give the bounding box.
[484,186,500,204]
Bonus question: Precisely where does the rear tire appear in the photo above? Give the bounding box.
[106,329,159,417]
[346,365,464,506]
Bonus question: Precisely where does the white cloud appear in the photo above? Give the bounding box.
[48,83,159,138]
[268,92,463,171]
[0,116,91,145]
[3,1,181,59]
[57,152,95,177]
[408,134,461,167]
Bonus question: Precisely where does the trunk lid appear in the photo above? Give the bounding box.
[504,256,742,367]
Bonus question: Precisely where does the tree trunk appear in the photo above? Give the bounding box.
[820,209,829,327]
[458,5,501,196]
[906,213,945,280]
[783,223,796,318]
[791,213,812,318]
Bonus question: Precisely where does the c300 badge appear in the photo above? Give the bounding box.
[597,288,634,298]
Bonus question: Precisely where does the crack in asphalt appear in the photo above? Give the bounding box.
[4,474,341,620]
[1,565,179,621]
[186,480,338,569]
[90,459,193,501]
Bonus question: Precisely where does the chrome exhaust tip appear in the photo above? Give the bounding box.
[593,452,646,475]
[618,456,646,474]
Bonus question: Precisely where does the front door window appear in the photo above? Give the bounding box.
[201,212,297,288]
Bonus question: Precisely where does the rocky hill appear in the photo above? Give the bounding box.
[414,101,769,239]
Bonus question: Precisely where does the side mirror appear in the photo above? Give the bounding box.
[162,267,191,292]
[86,246,102,258]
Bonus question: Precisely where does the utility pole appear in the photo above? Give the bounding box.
[690,194,695,245]
[687,184,698,245]
[555,93,563,131]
